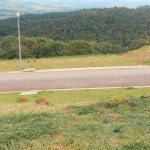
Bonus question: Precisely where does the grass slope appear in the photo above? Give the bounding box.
[0,46,150,72]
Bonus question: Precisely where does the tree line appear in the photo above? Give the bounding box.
[0,35,150,59]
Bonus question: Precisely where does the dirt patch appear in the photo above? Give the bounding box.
[104,114,119,120]
[19,98,28,103]
[35,99,49,105]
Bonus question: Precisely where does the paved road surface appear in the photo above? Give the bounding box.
[0,66,150,92]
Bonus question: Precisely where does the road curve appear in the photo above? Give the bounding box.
[0,66,150,92]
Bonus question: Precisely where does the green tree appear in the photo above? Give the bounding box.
[35,43,51,58]
[95,42,113,54]
[49,41,67,56]
[0,36,18,59]
[112,44,123,54]
[67,40,94,55]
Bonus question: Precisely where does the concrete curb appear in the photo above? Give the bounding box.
[35,65,149,72]
[0,65,149,74]
[1,86,150,94]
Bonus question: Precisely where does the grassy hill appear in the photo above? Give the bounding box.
[0,45,150,72]
[124,46,150,58]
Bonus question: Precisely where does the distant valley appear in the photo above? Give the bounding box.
[0,0,74,19]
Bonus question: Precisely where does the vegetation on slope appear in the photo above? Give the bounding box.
[1,7,150,60]
[0,92,150,149]
[1,6,150,46]
[1,35,150,60]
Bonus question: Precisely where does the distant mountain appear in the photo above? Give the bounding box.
[23,0,150,8]
[1,0,150,19]
[0,0,74,19]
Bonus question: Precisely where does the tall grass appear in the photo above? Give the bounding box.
[0,113,58,150]
[0,95,150,149]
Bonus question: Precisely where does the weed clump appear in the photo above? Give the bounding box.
[101,95,137,108]
[118,141,150,150]
[66,104,99,115]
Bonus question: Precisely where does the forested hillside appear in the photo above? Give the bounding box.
[1,7,150,46]
[1,6,150,59]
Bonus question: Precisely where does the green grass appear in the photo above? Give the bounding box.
[0,88,150,105]
[0,46,150,149]
[0,51,150,72]
[0,88,150,149]
[0,46,150,72]
[0,113,58,150]
[0,94,150,150]
[0,88,150,116]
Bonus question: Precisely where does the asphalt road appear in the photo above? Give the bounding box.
[0,66,150,92]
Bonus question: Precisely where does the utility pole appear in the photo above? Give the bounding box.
[17,0,22,71]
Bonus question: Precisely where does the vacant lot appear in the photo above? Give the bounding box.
[0,88,150,149]
[0,46,150,72]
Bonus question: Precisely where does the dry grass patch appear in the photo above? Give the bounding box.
[124,46,150,58]
[122,46,150,65]
[0,103,56,114]
[108,138,121,148]
[0,101,92,115]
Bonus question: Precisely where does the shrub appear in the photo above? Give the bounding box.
[67,40,94,55]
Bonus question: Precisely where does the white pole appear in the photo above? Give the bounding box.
[17,0,22,71]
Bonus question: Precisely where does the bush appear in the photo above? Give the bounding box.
[95,42,123,54]
[129,39,150,50]
[35,41,67,58]
[49,41,67,56]
[67,40,94,55]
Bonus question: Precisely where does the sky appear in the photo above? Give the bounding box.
[23,0,149,2]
